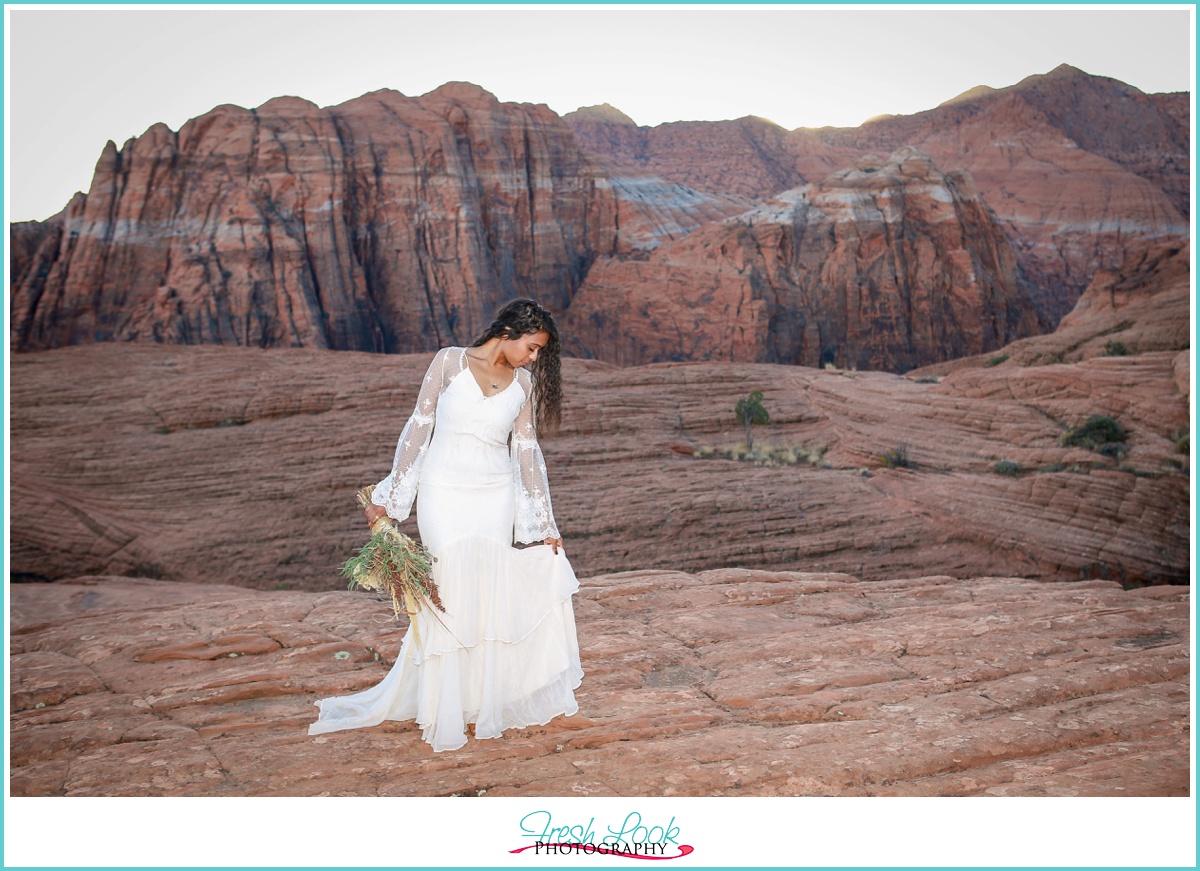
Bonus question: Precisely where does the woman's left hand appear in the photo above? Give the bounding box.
[544,536,564,555]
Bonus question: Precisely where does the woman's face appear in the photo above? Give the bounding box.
[503,330,550,368]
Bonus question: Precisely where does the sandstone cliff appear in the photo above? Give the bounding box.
[11,84,618,353]
[10,214,64,284]
[565,108,809,201]
[568,65,1189,327]
[7,67,1190,376]
[563,148,1039,371]
[910,240,1191,374]
[834,65,1189,324]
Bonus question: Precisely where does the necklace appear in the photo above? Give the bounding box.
[467,347,509,392]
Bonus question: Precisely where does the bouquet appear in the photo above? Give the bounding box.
[341,486,443,628]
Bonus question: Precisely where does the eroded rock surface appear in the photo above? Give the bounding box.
[569,65,1189,326]
[10,332,1188,590]
[911,241,1191,373]
[9,573,1188,796]
[11,67,1189,375]
[563,148,1039,370]
[10,84,618,353]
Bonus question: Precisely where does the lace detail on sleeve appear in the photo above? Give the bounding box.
[511,369,560,544]
[370,348,453,522]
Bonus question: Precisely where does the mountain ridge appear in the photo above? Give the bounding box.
[9,65,1189,372]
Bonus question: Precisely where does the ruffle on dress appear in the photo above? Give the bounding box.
[310,538,582,752]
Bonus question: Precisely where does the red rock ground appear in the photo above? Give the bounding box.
[8,243,1190,796]
[10,572,1188,797]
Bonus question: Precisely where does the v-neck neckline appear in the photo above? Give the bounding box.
[461,347,517,399]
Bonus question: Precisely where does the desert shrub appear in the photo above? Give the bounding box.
[1059,415,1127,451]
[1037,462,1066,473]
[914,376,939,384]
[794,443,828,466]
[734,390,769,449]
[1098,442,1128,461]
[694,442,828,468]
[1170,426,1189,455]
[880,445,915,469]
[987,354,1009,367]
[1103,340,1131,357]
[993,460,1022,477]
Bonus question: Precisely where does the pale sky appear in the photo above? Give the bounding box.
[4,4,1195,222]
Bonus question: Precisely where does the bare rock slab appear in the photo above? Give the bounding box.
[9,572,1188,797]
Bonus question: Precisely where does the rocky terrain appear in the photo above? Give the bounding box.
[913,240,1191,374]
[8,352,1191,800]
[10,84,622,353]
[11,66,1189,372]
[568,65,1189,328]
[8,342,1189,589]
[9,570,1189,797]
[563,147,1038,369]
[10,236,1189,592]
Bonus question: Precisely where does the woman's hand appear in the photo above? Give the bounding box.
[544,536,564,555]
[364,503,391,529]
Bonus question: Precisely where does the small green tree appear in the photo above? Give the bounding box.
[735,390,770,450]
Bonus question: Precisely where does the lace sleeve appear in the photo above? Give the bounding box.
[511,369,560,544]
[370,348,450,522]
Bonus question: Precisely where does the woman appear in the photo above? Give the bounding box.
[309,299,583,752]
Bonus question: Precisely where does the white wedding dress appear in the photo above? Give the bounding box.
[309,347,583,752]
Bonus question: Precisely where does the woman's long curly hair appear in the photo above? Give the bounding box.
[471,298,562,434]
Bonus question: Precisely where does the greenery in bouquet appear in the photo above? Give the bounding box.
[342,486,443,621]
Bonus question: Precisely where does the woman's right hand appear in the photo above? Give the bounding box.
[364,503,390,529]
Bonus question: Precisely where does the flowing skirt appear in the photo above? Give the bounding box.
[309,476,583,752]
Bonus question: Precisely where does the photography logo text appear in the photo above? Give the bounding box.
[511,810,694,860]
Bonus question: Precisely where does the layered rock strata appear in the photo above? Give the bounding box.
[10,84,618,353]
[9,572,1189,796]
[563,148,1039,370]
[568,65,1189,326]
[10,340,1187,589]
[565,106,809,201]
[11,67,1185,368]
[911,241,1191,374]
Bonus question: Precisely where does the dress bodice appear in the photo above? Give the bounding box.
[369,347,560,543]
[421,366,526,487]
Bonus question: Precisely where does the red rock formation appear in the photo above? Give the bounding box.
[9,573,1189,798]
[565,108,810,201]
[11,67,1187,368]
[569,66,1189,327]
[911,240,1191,373]
[833,66,1189,324]
[9,214,63,285]
[602,167,753,254]
[10,84,618,352]
[9,301,1187,591]
[563,148,1039,371]
[1149,92,1190,132]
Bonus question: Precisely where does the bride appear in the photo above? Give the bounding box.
[309,299,583,752]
